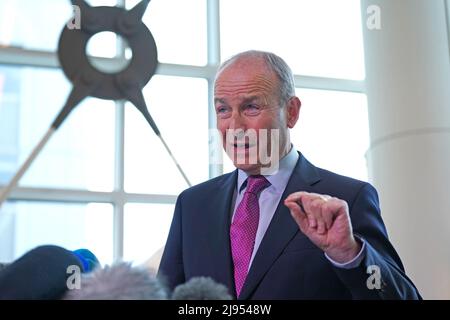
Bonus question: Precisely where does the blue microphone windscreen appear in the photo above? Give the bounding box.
[72,249,100,273]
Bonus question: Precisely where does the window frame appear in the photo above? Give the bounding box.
[0,0,366,261]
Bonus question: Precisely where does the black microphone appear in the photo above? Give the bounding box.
[0,245,84,300]
[172,277,233,300]
[63,262,168,300]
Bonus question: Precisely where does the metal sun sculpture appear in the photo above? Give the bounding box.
[0,0,191,207]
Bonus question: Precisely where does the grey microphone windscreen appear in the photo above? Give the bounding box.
[63,262,168,300]
[172,277,233,300]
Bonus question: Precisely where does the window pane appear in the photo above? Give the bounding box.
[0,66,115,191]
[0,0,117,52]
[86,31,119,59]
[123,203,174,267]
[126,0,207,66]
[291,89,369,181]
[87,0,118,5]
[124,75,209,195]
[220,0,365,80]
[222,149,236,174]
[0,201,113,265]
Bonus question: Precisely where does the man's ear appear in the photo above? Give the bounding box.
[286,96,301,128]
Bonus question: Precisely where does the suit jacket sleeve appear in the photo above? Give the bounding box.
[157,192,185,292]
[332,183,421,299]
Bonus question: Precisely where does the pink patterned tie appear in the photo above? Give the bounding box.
[230,175,270,297]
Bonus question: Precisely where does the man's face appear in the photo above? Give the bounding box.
[214,58,292,174]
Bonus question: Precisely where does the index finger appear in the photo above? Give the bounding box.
[285,192,308,213]
[285,191,308,202]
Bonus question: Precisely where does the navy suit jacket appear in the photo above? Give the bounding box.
[158,153,421,299]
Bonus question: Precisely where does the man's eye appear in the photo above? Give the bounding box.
[216,106,230,115]
[244,104,261,114]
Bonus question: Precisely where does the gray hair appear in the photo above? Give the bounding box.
[215,50,296,104]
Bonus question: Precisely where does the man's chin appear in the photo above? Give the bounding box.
[233,163,262,175]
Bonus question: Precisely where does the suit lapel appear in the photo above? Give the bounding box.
[238,153,321,299]
[207,170,237,296]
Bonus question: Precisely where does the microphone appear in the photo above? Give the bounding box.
[63,262,168,300]
[172,277,233,300]
[72,248,100,272]
[0,245,85,300]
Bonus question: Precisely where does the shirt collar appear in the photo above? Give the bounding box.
[237,146,299,194]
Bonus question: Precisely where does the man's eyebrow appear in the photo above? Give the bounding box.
[214,97,227,104]
[241,96,262,104]
[214,95,263,105]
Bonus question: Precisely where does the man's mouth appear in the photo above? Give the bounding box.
[234,142,249,148]
[232,142,257,150]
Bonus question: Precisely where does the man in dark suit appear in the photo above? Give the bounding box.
[158,50,420,299]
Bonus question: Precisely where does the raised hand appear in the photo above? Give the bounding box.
[284,192,361,263]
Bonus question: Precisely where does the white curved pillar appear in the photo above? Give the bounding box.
[361,0,450,299]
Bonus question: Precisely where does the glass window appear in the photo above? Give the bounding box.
[86,31,119,59]
[220,0,365,80]
[219,90,369,180]
[86,0,118,5]
[124,75,209,195]
[0,0,71,51]
[0,66,115,191]
[0,0,370,267]
[0,201,113,265]
[126,0,207,66]
[0,0,117,52]
[291,88,370,181]
[222,150,236,174]
[123,203,174,266]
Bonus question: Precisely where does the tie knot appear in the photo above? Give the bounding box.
[245,175,270,195]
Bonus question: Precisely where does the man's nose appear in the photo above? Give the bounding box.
[228,112,246,131]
